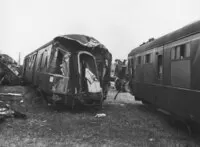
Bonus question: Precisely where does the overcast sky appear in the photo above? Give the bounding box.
[1,0,200,63]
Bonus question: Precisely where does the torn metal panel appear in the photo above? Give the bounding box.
[49,49,71,95]
[51,76,70,94]
[48,48,71,76]
[85,68,102,93]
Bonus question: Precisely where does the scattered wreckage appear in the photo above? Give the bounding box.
[0,92,26,121]
[0,100,26,121]
[0,54,22,85]
[23,34,112,108]
[0,54,25,121]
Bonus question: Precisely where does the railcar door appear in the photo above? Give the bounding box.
[155,47,164,84]
[78,51,102,93]
[154,46,168,108]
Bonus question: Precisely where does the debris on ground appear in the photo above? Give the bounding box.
[0,93,22,97]
[0,101,26,121]
[120,104,125,107]
[95,113,106,118]
[0,86,199,146]
[149,138,155,142]
[0,86,26,122]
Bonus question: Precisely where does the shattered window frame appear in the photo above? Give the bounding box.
[38,52,44,71]
[48,48,71,76]
[40,51,48,72]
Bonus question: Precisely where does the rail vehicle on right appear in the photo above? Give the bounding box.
[128,20,200,124]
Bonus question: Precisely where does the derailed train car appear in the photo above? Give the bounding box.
[128,20,200,124]
[23,34,112,108]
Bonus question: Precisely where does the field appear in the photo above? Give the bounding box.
[0,86,200,147]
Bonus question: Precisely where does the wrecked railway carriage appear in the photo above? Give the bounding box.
[23,35,112,108]
[128,20,200,124]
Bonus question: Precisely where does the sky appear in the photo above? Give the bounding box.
[0,0,200,64]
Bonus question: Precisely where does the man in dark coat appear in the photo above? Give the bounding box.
[102,59,110,100]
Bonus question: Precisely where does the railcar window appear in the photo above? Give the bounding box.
[145,53,151,63]
[40,51,49,72]
[60,53,70,77]
[48,49,70,76]
[38,53,44,71]
[171,43,190,60]
[180,44,189,59]
[30,55,36,70]
[137,56,141,65]
[54,50,64,75]
[171,48,175,60]
[28,57,32,69]
[28,56,34,70]
[41,55,48,72]
[175,46,180,59]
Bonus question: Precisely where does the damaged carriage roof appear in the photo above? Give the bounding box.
[54,34,107,50]
[54,34,112,57]
[25,34,111,59]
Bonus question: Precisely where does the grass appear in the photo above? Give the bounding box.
[0,86,199,147]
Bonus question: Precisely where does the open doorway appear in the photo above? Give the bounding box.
[79,52,101,93]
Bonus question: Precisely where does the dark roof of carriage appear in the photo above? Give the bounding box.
[128,20,200,57]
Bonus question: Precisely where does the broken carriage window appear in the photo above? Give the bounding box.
[48,48,70,76]
[37,52,44,71]
[28,56,32,69]
[40,52,48,72]
[137,56,141,65]
[29,54,36,70]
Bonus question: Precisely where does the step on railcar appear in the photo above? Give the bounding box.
[23,34,112,108]
[128,20,200,124]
